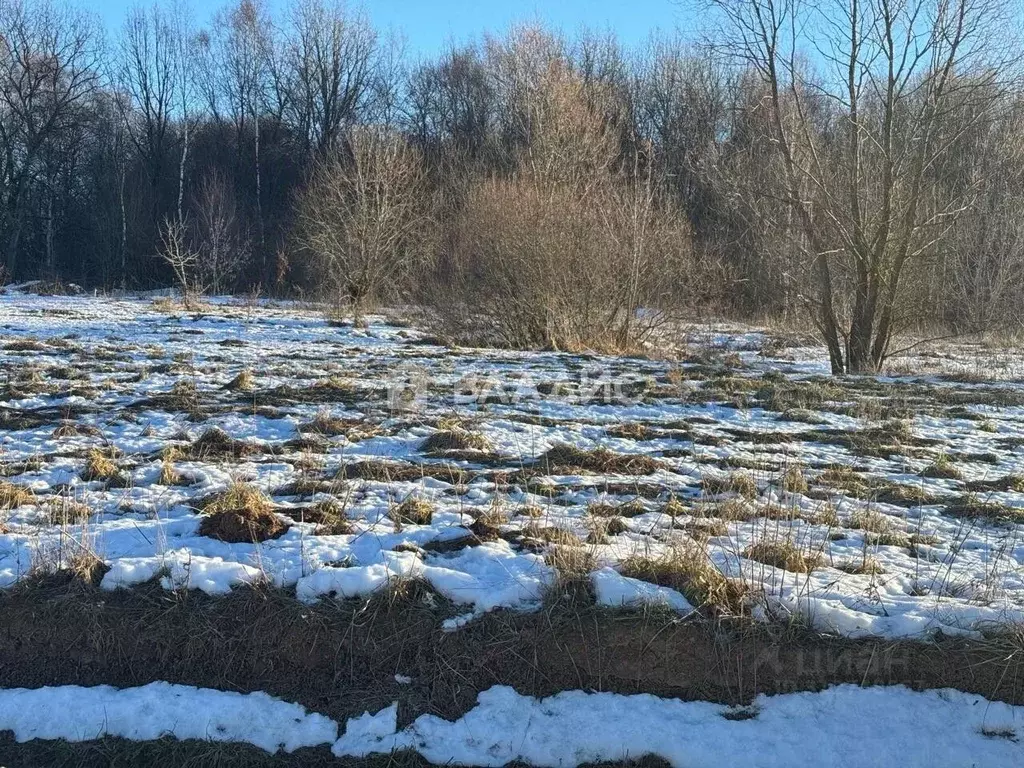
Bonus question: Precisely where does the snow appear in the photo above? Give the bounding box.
[1,291,1024,640]
[336,684,1024,766]
[0,681,337,753]
[6,676,1016,767]
[591,567,694,613]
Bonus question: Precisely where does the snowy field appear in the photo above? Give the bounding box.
[0,291,1023,640]
[2,291,1024,764]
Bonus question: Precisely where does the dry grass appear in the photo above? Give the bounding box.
[158,453,186,486]
[185,427,261,460]
[197,484,288,543]
[621,543,746,615]
[965,475,1024,493]
[81,448,128,487]
[390,496,435,525]
[606,422,654,440]
[0,481,33,510]
[421,428,493,454]
[51,421,101,439]
[779,466,808,494]
[281,499,355,535]
[848,509,898,534]
[587,499,648,518]
[920,454,963,480]
[945,496,1024,525]
[46,498,92,526]
[522,524,584,547]
[702,471,758,500]
[538,443,663,475]
[836,556,885,575]
[223,369,255,392]
[298,410,380,440]
[743,541,822,573]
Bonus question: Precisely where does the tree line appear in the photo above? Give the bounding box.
[1,0,1021,371]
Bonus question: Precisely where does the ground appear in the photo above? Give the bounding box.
[0,290,1022,765]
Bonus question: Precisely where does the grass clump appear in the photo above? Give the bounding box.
[281,499,354,535]
[701,471,758,500]
[0,481,33,510]
[621,543,746,615]
[944,495,1024,525]
[46,498,92,526]
[81,448,129,487]
[606,422,654,440]
[965,475,1024,493]
[836,556,884,575]
[920,454,963,480]
[185,427,260,460]
[197,483,288,543]
[538,443,663,475]
[521,524,584,548]
[779,466,808,494]
[421,428,493,454]
[743,541,822,573]
[51,421,101,439]
[848,509,898,534]
[588,499,647,519]
[390,496,434,525]
[223,369,255,392]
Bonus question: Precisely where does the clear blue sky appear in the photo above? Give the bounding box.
[92,0,688,54]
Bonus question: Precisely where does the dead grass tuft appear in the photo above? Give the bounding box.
[702,471,759,500]
[223,369,255,392]
[920,454,963,480]
[51,421,101,439]
[538,443,663,475]
[945,495,1024,525]
[185,427,260,460]
[81,448,129,487]
[621,543,746,615]
[836,556,885,575]
[779,466,808,494]
[46,498,92,526]
[390,496,434,526]
[0,481,33,510]
[606,422,654,440]
[421,429,493,454]
[743,541,822,573]
[522,524,584,548]
[197,484,288,543]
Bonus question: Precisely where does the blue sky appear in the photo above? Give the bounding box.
[92,0,689,54]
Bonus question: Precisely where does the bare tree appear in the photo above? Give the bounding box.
[297,125,435,316]
[194,169,249,294]
[704,0,1020,372]
[282,0,377,155]
[0,0,100,275]
[158,214,201,305]
[114,3,178,225]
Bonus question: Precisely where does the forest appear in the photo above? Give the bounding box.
[1,0,1022,371]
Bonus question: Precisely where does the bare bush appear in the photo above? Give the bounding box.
[437,61,699,351]
[297,125,435,317]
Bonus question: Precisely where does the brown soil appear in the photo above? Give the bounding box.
[1,580,1020,739]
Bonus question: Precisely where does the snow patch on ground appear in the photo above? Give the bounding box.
[335,684,1024,767]
[0,681,337,753]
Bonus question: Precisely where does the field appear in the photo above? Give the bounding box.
[1,290,1023,766]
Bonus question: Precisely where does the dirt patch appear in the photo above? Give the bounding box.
[0,581,1021,738]
[197,485,290,543]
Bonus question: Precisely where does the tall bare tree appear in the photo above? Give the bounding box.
[704,0,1020,372]
[0,0,100,275]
